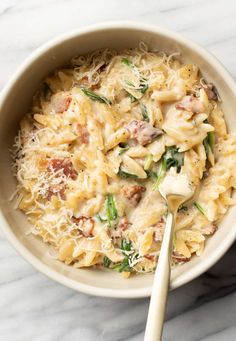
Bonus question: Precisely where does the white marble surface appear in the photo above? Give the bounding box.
[1,0,236,340]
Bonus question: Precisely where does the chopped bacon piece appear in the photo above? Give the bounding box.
[72,216,95,237]
[118,216,129,231]
[46,186,66,201]
[175,95,205,113]
[172,251,190,263]
[51,93,72,113]
[76,124,89,144]
[48,158,78,180]
[126,120,163,146]
[121,185,146,206]
[144,255,154,261]
[201,82,219,101]
[205,88,217,101]
[202,224,218,235]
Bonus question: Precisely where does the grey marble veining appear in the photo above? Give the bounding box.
[1,0,236,340]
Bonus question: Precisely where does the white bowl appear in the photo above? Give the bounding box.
[1,21,236,298]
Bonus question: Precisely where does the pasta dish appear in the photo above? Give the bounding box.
[12,43,236,277]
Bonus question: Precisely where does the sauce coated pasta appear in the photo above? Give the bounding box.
[12,44,236,276]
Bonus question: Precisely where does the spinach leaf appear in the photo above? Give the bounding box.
[103,256,112,268]
[121,58,133,67]
[81,88,112,105]
[152,157,167,190]
[203,131,214,155]
[138,78,148,94]
[121,239,132,252]
[124,79,135,87]
[152,146,184,189]
[164,147,184,173]
[113,257,131,272]
[193,202,205,215]
[125,77,148,93]
[124,89,138,103]
[113,239,133,272]
[95,214,107,222]
[117,167,138,179]
[203,120,214,157]
[141,104,149,122]
[145,170,158,179]
[104,239,138,273]
[106,194,118,227]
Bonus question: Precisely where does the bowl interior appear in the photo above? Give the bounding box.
[1,24,236,297]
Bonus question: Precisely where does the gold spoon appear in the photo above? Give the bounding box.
[144,182,194,341]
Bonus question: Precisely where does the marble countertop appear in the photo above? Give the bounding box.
[1,0,236,340]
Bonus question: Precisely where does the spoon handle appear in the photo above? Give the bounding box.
[144,211,174,341]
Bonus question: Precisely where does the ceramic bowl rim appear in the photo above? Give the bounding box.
[1,21,236,298]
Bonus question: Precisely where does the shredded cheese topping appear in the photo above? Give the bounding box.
[12,43,236,276]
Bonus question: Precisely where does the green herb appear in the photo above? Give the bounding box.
[203,120,214,156]
[95,214,107,222]
[193,201,205,215]
[145,170,158,179]
[103,256,112,268]
[113,239,133,272]
[164,146,184,173]
[105,239,139,273]
[124,79,135,87]
[106,194,118,227]
[121,57,133,67]
[141,104,149,122]
[121,239,132,252]
[113,257,131,272]
[208,132,214,150]
[138,78,148,94]
[124,89,138,103]
[144,154,153,171]
[117,167,138,179]
[152,147,184,190]
[203,131,214,155]
[124,79,148,95]
[118,143,129,155]
[152,157,167,190]
[81,88,112,105]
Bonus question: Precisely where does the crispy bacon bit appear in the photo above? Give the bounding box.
[126,120,163,146]
[121,185,146,206]
[175,95,205,113]
[202,224,218,235]
[51,93,72,113]
[48,158,78,180]
[144,255,154,261]
[201,82,219,101]
[72,216,95,237]
[76,124,89,144]
[205,88,217,101]
[119,216,129,231]
[46,186,66,201]
[172,251,191,263]
[153,218,165,242]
